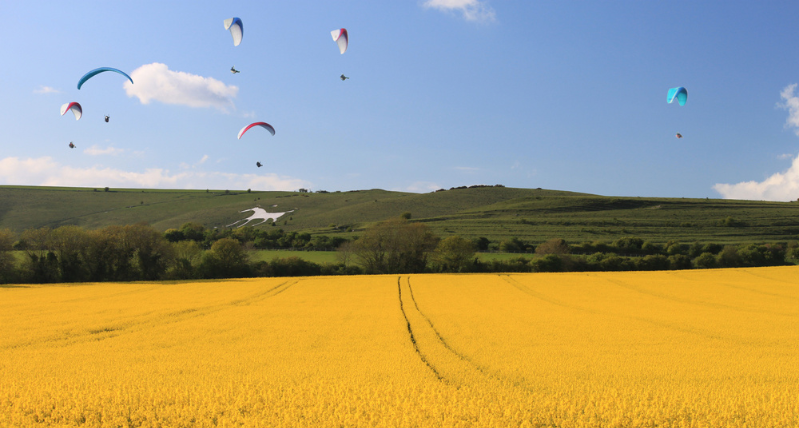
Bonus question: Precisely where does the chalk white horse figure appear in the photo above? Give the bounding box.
[227,207,294,228]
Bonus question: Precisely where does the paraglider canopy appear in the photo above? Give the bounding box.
[69,142,76,149]
[340,74,349,81]
[224,17,243,46]
[60,102,82,120]
[667,87,688,106]
[331,28,348,54]
[256,162,263,168]
[238,122,275,139]
[77,67,133,89]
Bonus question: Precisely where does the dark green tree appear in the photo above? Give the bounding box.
[433,236,476,272]
[351,218,438,274]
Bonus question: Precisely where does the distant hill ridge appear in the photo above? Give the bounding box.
[1,185,797,244]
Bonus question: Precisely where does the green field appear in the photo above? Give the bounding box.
[246,250,533,265]
[249,250,341,264]
[2,185,798,244]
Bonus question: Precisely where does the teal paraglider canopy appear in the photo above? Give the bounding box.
[77,67,134,90]
[667,87,687,106]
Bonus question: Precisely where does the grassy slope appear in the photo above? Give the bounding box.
[1,185,798,244]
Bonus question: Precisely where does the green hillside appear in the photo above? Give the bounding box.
[1,185,798,244]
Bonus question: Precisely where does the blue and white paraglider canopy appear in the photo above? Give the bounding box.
[667,87,688,106]
[224,17,243,46]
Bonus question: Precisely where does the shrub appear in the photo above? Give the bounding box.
[693,252,717,269]
[535,238,569,255]
[531,254,563,272]
[636,254,670,271]
[499,237,524,253]
[668,254,692,270]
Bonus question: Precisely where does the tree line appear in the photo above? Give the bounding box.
[1,219,797,284]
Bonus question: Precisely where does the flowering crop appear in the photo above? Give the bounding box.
[1,267,797,426]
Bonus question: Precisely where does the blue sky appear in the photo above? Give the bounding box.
[2,1,799,201]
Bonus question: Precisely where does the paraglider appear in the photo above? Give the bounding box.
[676,133,682,139]
[667,87,688,106]
[77,67,133,89]
[60,102,82,120]
[69,142,76,149]
[104,115,110,123]
[224,17,243,46]
[256,162,263,168]
[238,122,275,139]
[231,66,240,74]
[331,28,348,54]
[340,74,349,81]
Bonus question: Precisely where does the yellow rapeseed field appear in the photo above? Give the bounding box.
[1,267,797,427]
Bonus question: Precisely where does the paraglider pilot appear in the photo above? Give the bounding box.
[256,162,263,168]
[340,74,349,81]
[104,115,110,123]
[69,142,76,149]
[231,67,240,74]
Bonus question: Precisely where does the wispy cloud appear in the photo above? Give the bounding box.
[84,145,125,156]
[453,166,479,173]
[779,83,799,135]
[33,85,60,94]
[0,156,310,191]
[778,153,794,160]
[422,0,496,22]
[401,181,443,193]
[713,154,799,201]
[124,63,238,111]
[181,155,211,170]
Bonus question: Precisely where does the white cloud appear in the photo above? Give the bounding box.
[779,83,799,136]
[181,155,210,170]
[401,181,443,193]
[422,0,496,22]
[33,86,60,94]
[84,145,125,156]
[0,156,310,191]
[124,63,238,111]
[713,154,799,201]
[778,153,794,160]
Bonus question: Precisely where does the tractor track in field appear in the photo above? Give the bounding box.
[399,276,543,391]
[405,277,487,374]
[1,279,299,351]
[503,275,775,346]
[662,271,799,300]
[397,276,443,381]
[738,269,799,287]
[601,276,796,317]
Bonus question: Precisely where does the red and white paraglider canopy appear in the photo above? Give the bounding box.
[331,28,348,54]
[238,122,275,139]
[60,102,82,120]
